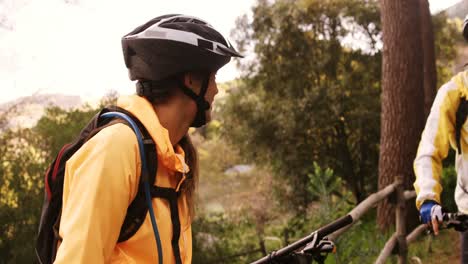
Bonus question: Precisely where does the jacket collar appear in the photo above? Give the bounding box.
[454,70,468,99]
[117,94,189,174]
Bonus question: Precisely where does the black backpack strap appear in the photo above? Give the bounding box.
[117,138,157,242]
[150,187,182,264]
[112,108,184,262]
[456,98,468,154]
[98,106,159,243]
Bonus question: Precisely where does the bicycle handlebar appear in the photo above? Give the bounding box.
[441,212,468,232]
[250,214,353,264]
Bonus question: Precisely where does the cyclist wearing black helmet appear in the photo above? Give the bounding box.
[414,15,468,263]
[53,14,242,264]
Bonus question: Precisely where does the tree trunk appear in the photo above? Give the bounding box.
[377,0,425,231]
[420,0,437,118]
[336,118,362,202]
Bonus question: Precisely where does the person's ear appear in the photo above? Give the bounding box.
[184,72,201,93]
[183,73,193,88]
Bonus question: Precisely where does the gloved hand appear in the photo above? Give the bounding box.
[420,200,443,235]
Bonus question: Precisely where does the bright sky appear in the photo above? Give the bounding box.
[0,0,463,104]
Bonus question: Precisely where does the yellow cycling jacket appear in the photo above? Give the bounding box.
[54,95,192,263]
[414,70,468,213]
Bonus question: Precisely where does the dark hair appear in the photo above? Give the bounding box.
[136,71,209,104]
[136,74,182,104]
[179,135,198,220]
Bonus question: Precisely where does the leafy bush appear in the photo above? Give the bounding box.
[192,212,262,264]
[441,165,457,213]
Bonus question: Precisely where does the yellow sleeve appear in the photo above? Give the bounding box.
[54,123,141,263]
[413,80,459,209]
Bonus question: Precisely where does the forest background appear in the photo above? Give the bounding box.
[1,0,467,263]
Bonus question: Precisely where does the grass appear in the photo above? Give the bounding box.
[407,229,460,264]
[322,218,461,264]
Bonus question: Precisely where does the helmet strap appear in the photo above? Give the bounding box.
[178,75,211,127]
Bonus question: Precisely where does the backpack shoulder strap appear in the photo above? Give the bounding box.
[99,106,158,243]
[101,106,154,145]
[456,97,468,154]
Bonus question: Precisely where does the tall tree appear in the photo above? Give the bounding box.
[377,0,425,230]
[224,0,382,214]
[420,0,437,118]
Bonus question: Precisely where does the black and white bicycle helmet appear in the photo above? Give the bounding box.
[122,14,243,81]
[121,14,243,127]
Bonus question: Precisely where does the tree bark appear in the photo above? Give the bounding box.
[377,0,425,231]
[419,0,437,118]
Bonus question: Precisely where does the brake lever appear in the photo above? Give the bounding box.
[439,213,468,232]
[446,217,468,232]
[302,237,336,254]
[295,236,336,264]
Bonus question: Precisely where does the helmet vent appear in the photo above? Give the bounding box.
[161,17,209,26]
[191,19,207,25]
[198,39,213,50]
[172,17,190,23]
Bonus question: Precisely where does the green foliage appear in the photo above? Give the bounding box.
[0,102,99,262]
[432,13,460,87]
[192,213,262,264]
[193,133,243,211]
[194,163,361,264]
[99,90,119,108]
[306,163,354,223]
[223,0,382,212]
[34,106,98,159]
[0,128,47,263]
[282,164,352,241]
[441,165,457,212]
[257,165,380,264]
[0,2,462,263]
[330,215,388,264]
[307,162,350,204]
